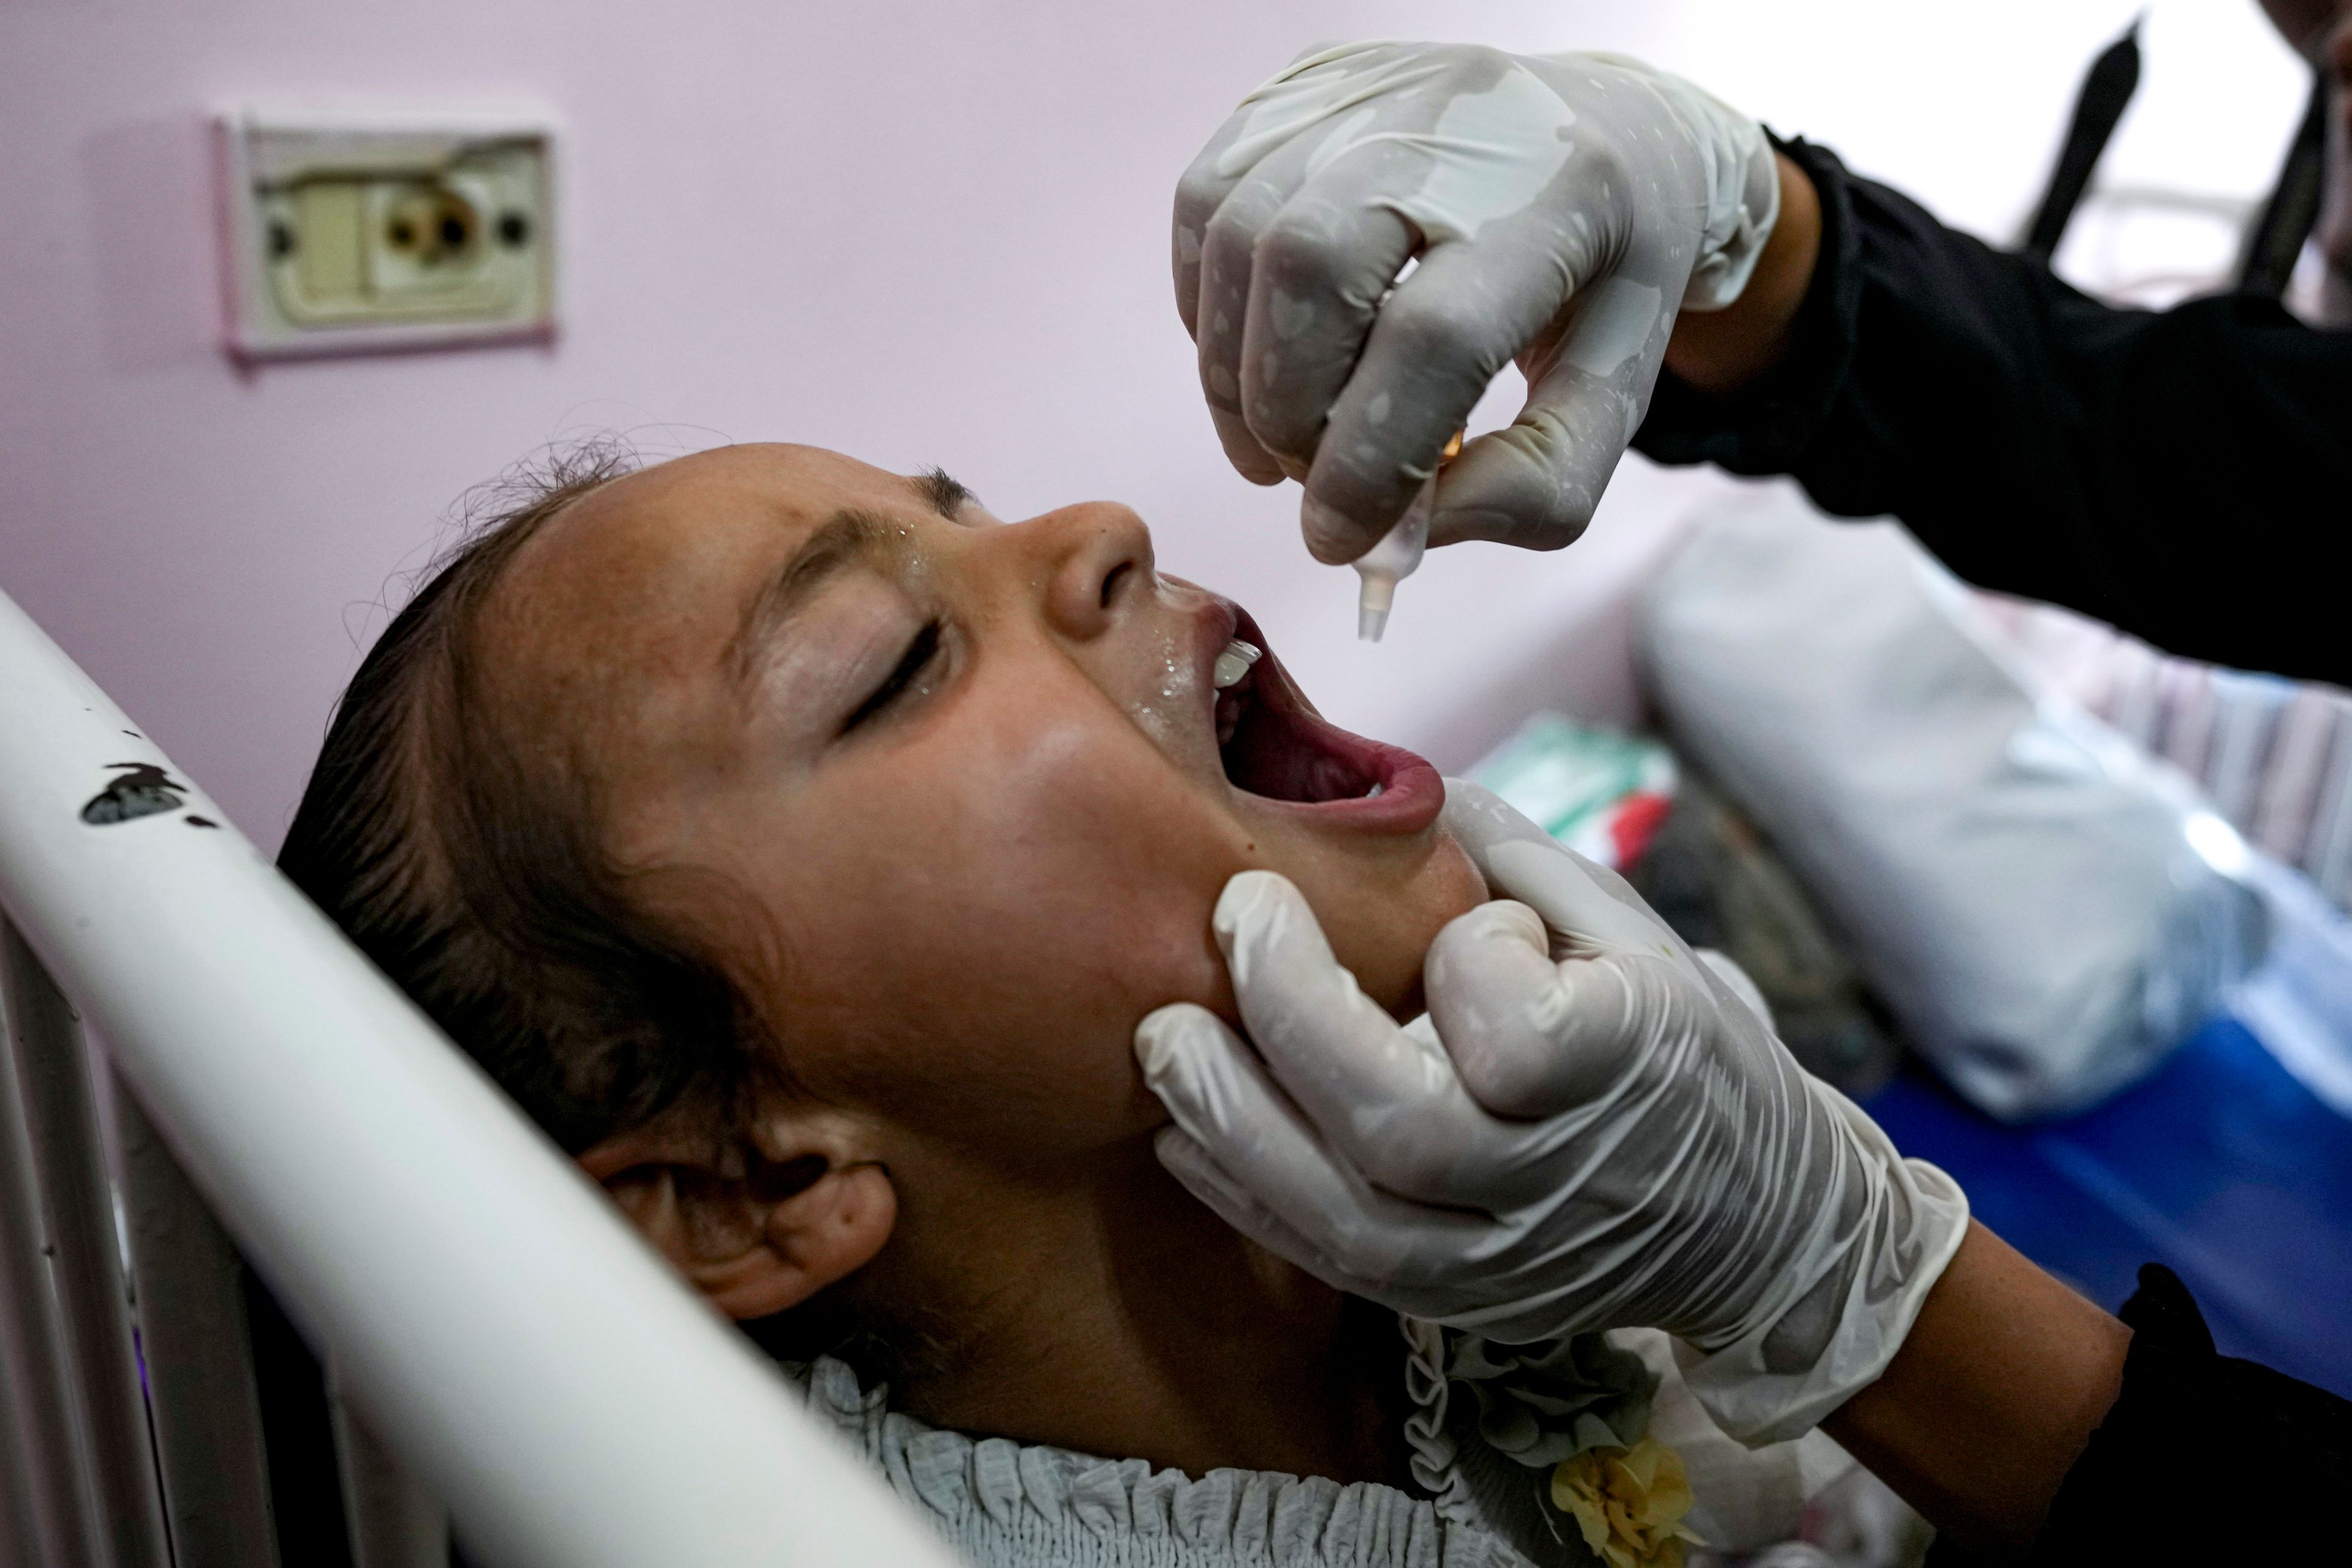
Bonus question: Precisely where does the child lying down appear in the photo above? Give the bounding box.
[281,442,1883,1568]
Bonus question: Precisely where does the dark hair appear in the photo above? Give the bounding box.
[277,442,773,1157]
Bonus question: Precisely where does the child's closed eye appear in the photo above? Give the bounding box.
[839,619,943,736]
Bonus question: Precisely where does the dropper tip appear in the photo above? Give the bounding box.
[1355,571,1398,643]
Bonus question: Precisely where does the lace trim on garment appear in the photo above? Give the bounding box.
[1399,1315,1485,1534]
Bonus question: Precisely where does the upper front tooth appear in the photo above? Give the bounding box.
[1212,638,1262,690]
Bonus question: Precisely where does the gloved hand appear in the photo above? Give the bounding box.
[1172,43,1780,564]
[1134,782,1968,1444]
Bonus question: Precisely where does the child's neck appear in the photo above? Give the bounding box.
[874,1139,1419,1490]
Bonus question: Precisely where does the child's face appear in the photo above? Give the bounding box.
[484,444,1483,1169]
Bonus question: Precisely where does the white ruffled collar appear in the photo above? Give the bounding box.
[782,1315,1610,1567]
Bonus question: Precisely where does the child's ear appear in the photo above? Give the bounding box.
[578,1104,897,1321]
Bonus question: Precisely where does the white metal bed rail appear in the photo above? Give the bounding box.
[0,584,956,1568]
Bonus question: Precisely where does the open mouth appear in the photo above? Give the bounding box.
[1209,609,1445,832]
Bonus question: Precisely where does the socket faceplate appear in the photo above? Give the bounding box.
[216,107,556,360]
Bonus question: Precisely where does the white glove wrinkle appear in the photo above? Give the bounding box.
[1216,50,1454,178]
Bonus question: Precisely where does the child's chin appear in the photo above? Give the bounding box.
[1341,850,1487,1020]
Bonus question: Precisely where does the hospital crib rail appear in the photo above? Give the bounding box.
[0,583,958,1566]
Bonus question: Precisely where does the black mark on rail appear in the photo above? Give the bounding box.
[81,763,188,825]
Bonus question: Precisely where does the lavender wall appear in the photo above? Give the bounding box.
[0,0,2307,848]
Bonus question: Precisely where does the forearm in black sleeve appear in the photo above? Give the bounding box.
[2014,1265,2352,1564]
[1637,137,2352,687]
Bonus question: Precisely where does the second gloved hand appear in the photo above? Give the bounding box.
[1173,43,1780,562]
[1135,782,1967,1445]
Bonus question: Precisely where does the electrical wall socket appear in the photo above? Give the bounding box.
[215,105,556,360]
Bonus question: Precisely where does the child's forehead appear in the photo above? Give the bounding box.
[575,443,914,536]
[475,444,949,750]
[510,445,921,603]
[475,449,855,700]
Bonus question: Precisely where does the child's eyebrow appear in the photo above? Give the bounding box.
[911,467,975,519]
[726,507,894,681]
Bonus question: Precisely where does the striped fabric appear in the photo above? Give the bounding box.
[1976,594,2352,910]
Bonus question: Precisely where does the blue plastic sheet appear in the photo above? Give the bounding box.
[1866,1016,2352,1398]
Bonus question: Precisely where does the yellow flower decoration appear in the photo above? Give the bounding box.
[1549,1436,1705,1568]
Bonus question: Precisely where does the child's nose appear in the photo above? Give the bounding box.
[1014,502,1156,641]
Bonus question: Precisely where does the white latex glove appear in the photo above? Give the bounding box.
[1172,43,1779,563]
[1134,782,1968,1445]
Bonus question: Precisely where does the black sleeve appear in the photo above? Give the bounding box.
[2020,1265,2352,1562]
[1634,137,2352,688]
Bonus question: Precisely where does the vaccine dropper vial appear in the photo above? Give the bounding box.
[1351,431,1463,643]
